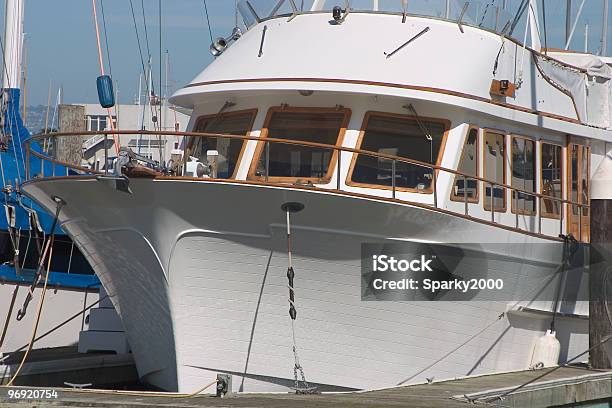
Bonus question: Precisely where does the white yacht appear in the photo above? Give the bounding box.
[21,0,611,393]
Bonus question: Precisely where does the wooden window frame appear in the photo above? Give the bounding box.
[482,129,507,212]
[539,140,564,220]
[190,108,258,179]
[566,142,590,242]
[247,106,352,184]
[510,134,537,216]
[450,125,480,204]
[345,111,451,195]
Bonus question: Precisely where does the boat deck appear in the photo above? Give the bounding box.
[1,366,611,407]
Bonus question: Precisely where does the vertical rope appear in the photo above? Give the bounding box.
[202,0,214,44]
[158,0,163,163]
[100,0,113,78]
[541,0,547,54]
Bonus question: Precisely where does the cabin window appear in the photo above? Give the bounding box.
[189,109,257,178]
[348,112,448,192]
[483,131,506,211]
[511,136,536,214]
[568,143,590,242]
[249,107,350,182]
[541,142,563,218]
[581,146,590,217]
[451,127,479,202]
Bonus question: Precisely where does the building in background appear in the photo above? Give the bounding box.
[56,103,190,171]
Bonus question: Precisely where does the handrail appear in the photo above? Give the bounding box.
[23,130,589,209]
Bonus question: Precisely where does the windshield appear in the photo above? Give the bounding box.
[238,0,523,40]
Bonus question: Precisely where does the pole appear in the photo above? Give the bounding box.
[566,0,572,46]
[44,81,51,136]
[602,0,609,56]
[589,150,612,368]
[585,23,589,52]
[21,38,26,124]
[159,0,163,132]
[91,0,119,153]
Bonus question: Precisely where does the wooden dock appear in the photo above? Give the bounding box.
[1,366,611,407]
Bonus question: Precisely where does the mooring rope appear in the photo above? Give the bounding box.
[4,236,53,386]
[0,285,19,352]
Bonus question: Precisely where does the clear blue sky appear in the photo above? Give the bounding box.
[21,0,236,106]
[13,0,612,106]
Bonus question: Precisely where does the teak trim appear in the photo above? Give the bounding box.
[26,130,585,207]
[539,140,564,220]
[247,106,352,184]
[191,108,258,179]
[22,174,566,243]
[450,126,480,204]
[345,111,451,194]
[25,130,591,242]
[482,129,507,212]
[509,135,537,216]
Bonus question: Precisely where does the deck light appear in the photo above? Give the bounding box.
[333,6,342,21]
[209,27,243,57]
[210,37,228,57]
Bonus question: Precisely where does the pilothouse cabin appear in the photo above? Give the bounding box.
[168,0,611,244]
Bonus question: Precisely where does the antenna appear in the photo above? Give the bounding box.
[601,0,608,56]
[565,0,571,45]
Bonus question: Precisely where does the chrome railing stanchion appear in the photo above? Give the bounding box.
[392,159,396,199]
[514,190,518,229]
[265,141,270,182]
[432,168,437,208]
[25,143,30,180]
[578,204,582,242]
[52,161,55,177]
[463,175,468,215]
[104,134,108,175]
[559,198,563,236]
[538,196,542,234]
[490,182,494,223]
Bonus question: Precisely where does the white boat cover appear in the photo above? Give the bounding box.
[537,52,612,128]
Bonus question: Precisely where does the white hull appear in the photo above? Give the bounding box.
[23,178,589,392]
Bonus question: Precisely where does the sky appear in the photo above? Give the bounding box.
[9,0,612,106]
[20,0,236,106]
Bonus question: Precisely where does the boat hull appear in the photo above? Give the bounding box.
[21,177,589,392]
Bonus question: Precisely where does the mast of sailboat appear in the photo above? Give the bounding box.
[21,38,27,126]
[44,81,51,135]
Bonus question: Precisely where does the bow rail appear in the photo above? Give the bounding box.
[23,130,588,241]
